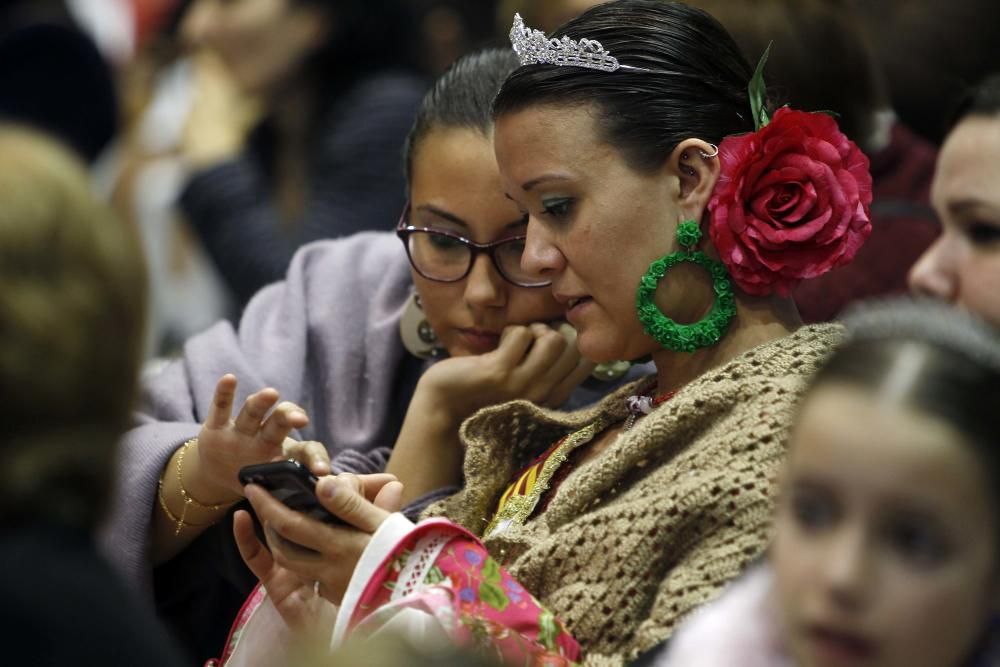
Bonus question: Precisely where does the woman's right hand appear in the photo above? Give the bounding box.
[419,322,594,423]
[191,374,312,501]
[386,323,593,503]
[386,324,594,503]
[233,473,404,631]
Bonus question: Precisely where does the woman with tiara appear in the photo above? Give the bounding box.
[220,2,873,664]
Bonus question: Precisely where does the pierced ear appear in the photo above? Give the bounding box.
[667,138,721,223]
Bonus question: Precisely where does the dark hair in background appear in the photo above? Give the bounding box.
[685,0,886,151]
[0,3,118,163]
[295,0,419,90]
[948,72,1000,130]
[850,0,1000,145]
[493,0,755,174]
[807,299,1000,522]
[403,48,520,185]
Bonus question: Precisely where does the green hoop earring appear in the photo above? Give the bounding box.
[635,220,736,353]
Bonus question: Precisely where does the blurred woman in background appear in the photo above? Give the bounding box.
[177,0,426,305]
[909,73,1000,328]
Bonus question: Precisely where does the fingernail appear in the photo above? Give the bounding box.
[290,410,307,421]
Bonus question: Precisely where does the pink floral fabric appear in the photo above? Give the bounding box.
[350,519,580,665]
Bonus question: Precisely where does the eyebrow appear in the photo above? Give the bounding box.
[788,476,834,495]
[414,203,526,231]
[521,174,573,191]
[948,198,1000,218]
[415,203,468,228]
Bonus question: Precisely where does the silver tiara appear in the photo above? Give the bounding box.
[509,13,650,73]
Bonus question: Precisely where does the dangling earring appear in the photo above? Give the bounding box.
[400,291,446,360]
[635,220,736,353]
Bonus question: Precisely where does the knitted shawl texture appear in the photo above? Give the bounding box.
[424,324,842,665]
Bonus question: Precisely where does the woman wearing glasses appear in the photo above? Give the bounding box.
[107,49,625,663]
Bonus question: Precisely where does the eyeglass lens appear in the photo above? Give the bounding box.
[406,231,541,286]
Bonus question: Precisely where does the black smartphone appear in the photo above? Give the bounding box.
[238,460,343,548]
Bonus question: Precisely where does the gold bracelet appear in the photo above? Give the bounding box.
[157,476,213,536]
[176,438,238,510]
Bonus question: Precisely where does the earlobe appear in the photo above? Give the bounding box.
[669,138,722,221]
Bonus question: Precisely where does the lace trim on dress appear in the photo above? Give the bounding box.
[392,529,452,601]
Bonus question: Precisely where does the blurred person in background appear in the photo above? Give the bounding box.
[656,300,1000,667]
[1,0,228,360]
[0,0,118,164]
[495,0,607,34]
[109,0,235,358]
[686,0,940,324]
[177,0,427,306]
[909,73,1000,330]
[852,0,1000,146]
[0,125,184,665]
[410,0,500,77]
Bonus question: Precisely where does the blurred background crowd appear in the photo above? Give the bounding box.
[3,0,997,359]
[1,1,1000,664]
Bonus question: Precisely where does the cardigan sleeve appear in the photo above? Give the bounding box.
[180,72,425,304]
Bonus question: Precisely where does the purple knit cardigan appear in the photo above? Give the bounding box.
[103,233,425,588]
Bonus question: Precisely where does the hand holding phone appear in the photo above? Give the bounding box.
[238,460,343,549]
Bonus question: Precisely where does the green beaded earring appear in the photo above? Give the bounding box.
[635,220,736,353]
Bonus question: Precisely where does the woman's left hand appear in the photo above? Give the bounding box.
[238,473,402,607]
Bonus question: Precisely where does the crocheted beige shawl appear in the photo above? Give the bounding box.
[424,324,842,665]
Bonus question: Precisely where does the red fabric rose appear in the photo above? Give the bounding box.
[708,107,873,297]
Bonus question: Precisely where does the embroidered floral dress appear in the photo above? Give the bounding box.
[213,514,580,666]
[348,519,579,665]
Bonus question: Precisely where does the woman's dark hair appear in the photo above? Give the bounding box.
[493,0,755,173]
[808,299,1000,517]
[948,72,1000,130]
[403,48,521,184]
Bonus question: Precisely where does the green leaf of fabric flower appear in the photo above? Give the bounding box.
[749,42,772,131]
[538,609,558,651]
[423,566,445,586]
[482,557,501,585]
[478,581,509,611]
